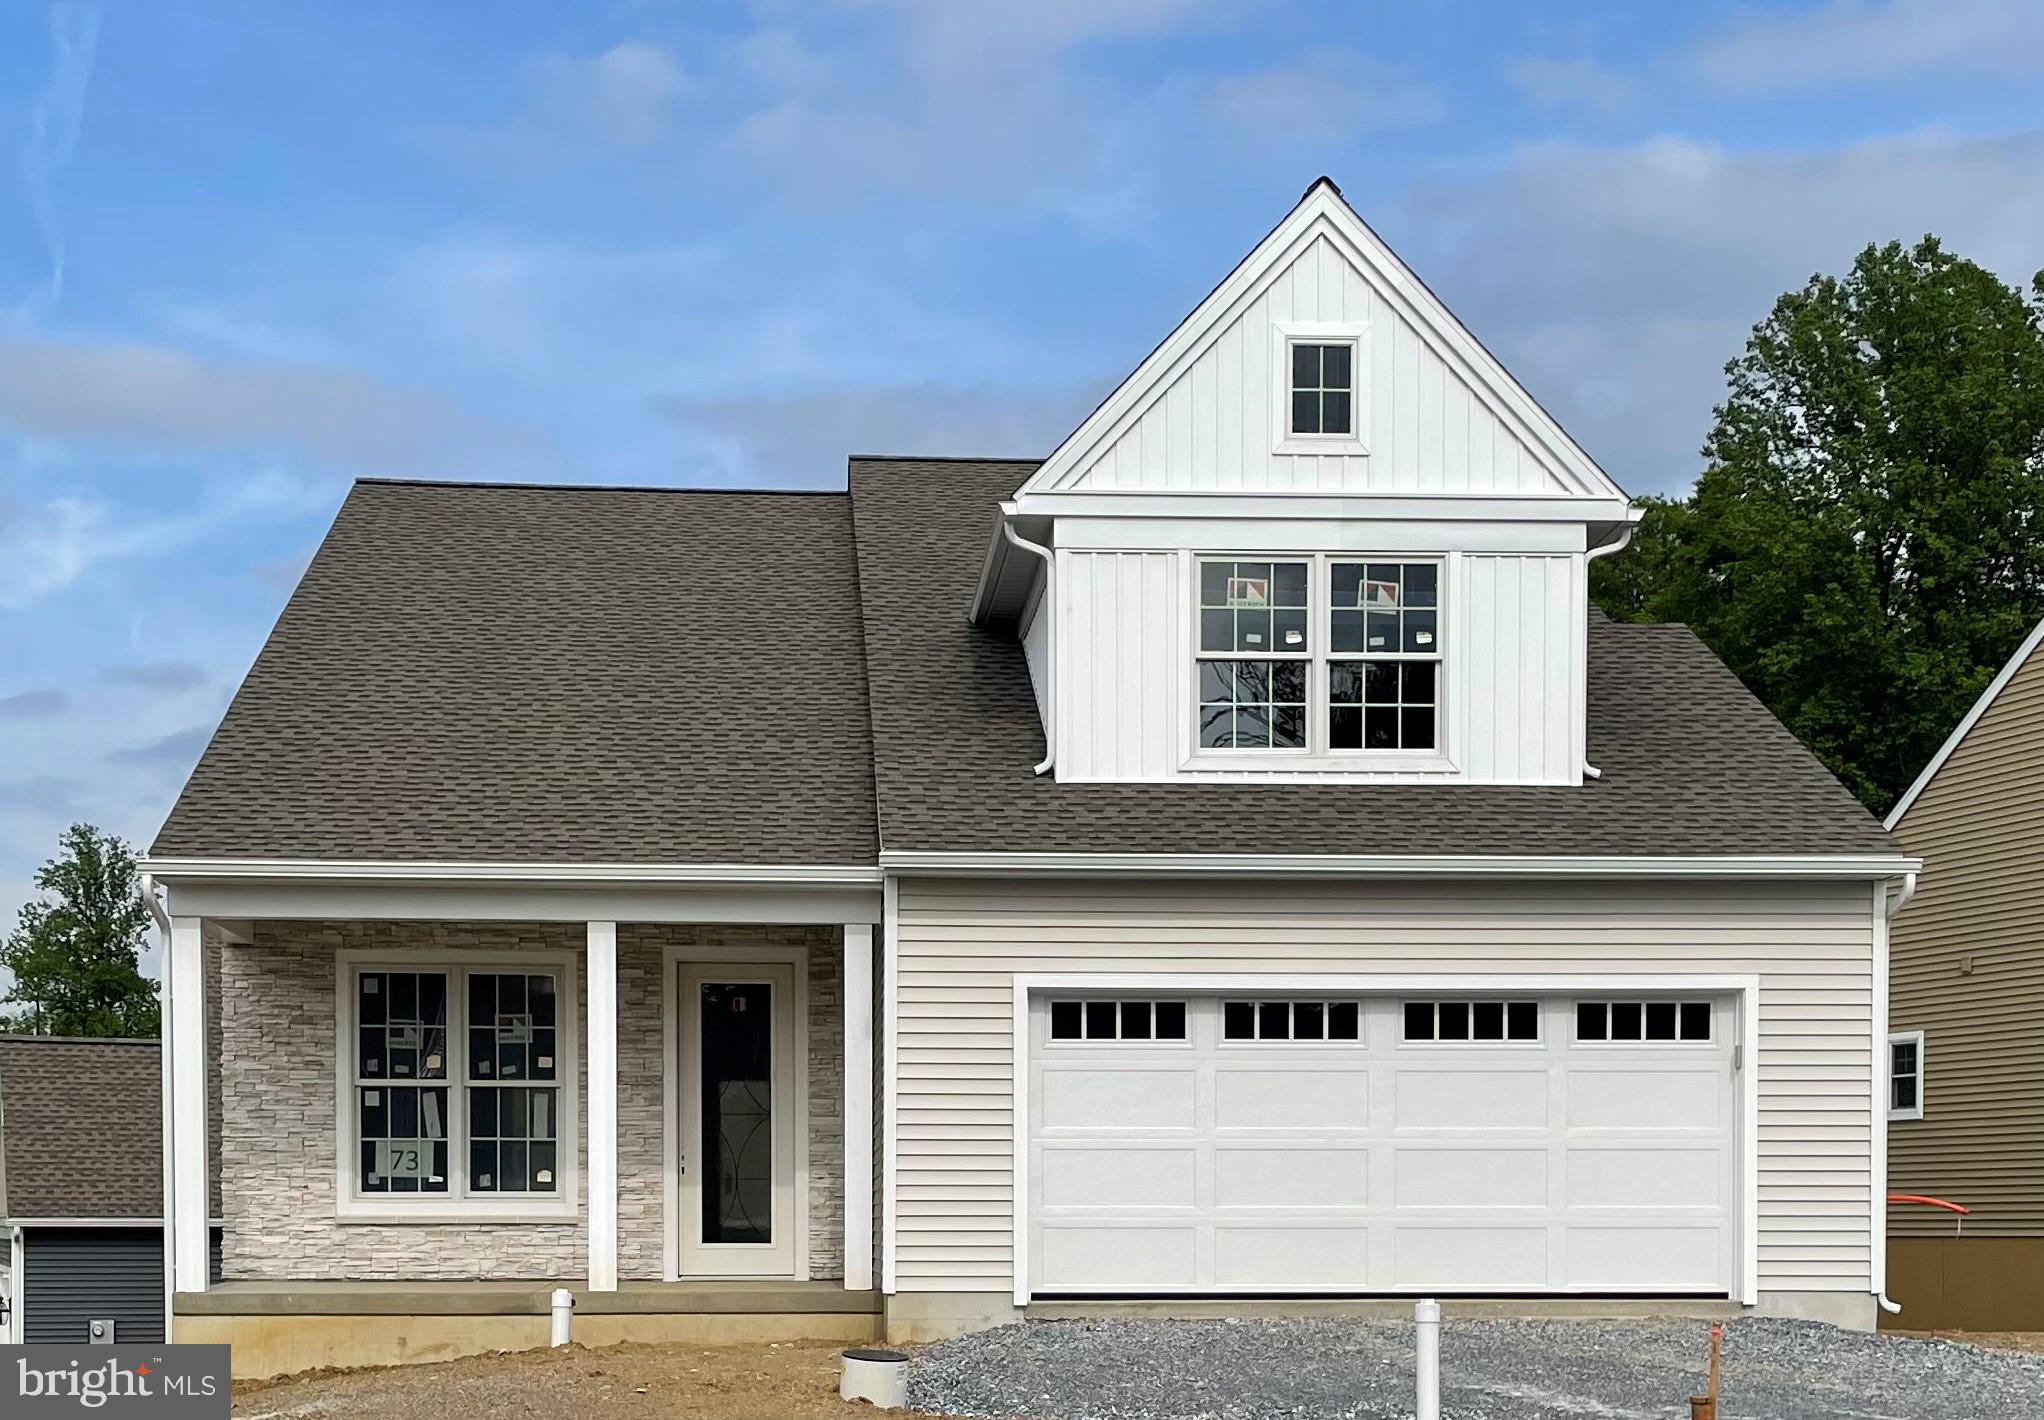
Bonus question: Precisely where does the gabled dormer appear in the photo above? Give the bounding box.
[972,177,1639,786]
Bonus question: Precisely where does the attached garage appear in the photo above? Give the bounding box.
[1023,989,1743,1297]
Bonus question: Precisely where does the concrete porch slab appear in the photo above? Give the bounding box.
[178,1278,880,1317]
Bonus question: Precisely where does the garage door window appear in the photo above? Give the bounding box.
[1049,999,1187,1042]
[1403,999,1538,1042]
[1222,999,1360,1041]
[1577,1000,1712,1043]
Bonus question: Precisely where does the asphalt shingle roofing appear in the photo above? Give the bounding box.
[0,1036,162,1219]
[151,467,1896,863]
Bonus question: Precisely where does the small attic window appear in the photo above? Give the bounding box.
[1289,341,1353,436]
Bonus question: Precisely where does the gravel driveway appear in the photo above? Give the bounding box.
[910,1316,2044,1420]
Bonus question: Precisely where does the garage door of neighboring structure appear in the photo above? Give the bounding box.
[1025,992,1738,1295]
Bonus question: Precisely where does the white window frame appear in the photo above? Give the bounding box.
[1888,1029,1925,1122]
[1189,551,1450,773]
[1272,320,1369,455]
[1574,998,1718,1048]
[1219,997,1365,1045]
[1046,998,1190,1044]
[1399,998,1542,1047]
[334,948,580,1222]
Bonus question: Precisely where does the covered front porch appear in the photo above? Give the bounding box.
[148,859,883,1365]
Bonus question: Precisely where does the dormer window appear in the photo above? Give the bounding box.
[1195,556,1444,760]
[1289,341,1353,436]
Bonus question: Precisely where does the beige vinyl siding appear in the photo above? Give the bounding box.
[892,876,1876,1297]
[1889,636,2044,1238]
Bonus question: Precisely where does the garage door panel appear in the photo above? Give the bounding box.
[1394,1069,1549,1129]
[1215,1227,1370,1287]
[1037,1145,1198,1209]
[1566,1147,1724,1209]
[1041,1224,1197,1289]
[1566,1226,1725,1288]
[1392,1226,1549,1287]
[1214,1068,1370,1130]
[1394,1147,1549,1208]
[1567,1070,1723,1130]
[1039,1067,1197,1130]
[1213,1145,1370,1209]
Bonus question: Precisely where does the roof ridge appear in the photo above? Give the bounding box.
[0,1034,160,1047]
[846,454,1044,465]
[354,477,849,497]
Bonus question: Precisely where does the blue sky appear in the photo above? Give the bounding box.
[2,0,2042,977]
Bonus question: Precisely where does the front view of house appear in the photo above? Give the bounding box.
[143,180,1916,1376]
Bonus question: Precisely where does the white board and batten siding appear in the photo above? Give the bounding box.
[1046,233,1574,498]
[1050,548,1583,783]
[889,877,1877,1303]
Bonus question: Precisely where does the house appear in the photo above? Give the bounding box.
[0,1036,171,1345]
[1884,614,2044,1330]
[141,179,1917,1378]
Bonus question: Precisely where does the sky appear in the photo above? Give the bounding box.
[1,0,2042,981]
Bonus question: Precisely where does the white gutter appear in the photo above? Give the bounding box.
[880,850,1920,879]
[139,857,881,886]
[1580,519,1639,782]
[998,511,1056,776]
[1874,870,1919,1316]
[138,873,177,1341]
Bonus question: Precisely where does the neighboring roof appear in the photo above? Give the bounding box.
[1886,614,2044,830]
[152,480,878,865]
[849,457,1898,858]
[0,1036,162,1220]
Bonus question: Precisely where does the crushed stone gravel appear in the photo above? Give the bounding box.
[908,1316,2044,1420]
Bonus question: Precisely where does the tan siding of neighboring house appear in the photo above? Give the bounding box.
[1889,636,2044,1239]
[892,876,1877,1300]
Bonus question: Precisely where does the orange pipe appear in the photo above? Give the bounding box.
[1888,1193,1970,1215]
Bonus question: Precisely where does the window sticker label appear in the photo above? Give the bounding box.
[377,1140,432,1179]
[500,1014,532,1044]
[1226,577,1269,607]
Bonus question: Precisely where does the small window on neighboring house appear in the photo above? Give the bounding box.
[1049,1000,1187,1042]
[1889,1031,1924,1121]
[1290,342,1353,435]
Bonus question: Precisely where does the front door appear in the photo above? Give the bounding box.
[677,962,797,1276]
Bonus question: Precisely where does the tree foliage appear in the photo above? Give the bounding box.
[1593,237,2044,814]
[0,823,160,1037]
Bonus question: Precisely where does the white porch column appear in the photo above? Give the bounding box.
[168,915,209,1293]
[843,923,875,1291]
[587,920,619,1292]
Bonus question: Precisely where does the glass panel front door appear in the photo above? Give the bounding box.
[700,981,773,1245]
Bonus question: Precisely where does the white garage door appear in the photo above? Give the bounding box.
[1026,993,1738,1295]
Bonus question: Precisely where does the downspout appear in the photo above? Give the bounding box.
[1874,870,1918,1316]
[139,874,177,1340]
[1579,523,1637,781]
[999,518,1056,776]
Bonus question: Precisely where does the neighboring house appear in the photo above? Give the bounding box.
[143,179,1917,1378]
[0,1036,168,1345]
[1885,615,2044,1330]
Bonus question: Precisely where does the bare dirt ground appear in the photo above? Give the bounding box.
[232,1340,918,1420]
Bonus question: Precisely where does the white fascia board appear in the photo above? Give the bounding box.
[1012,493,1634,523]
[1053,516,1587,554]
[1885,612,2044,829]
[881,850,1919,880]
[1016,184,1626,505]
[140,856,881,887]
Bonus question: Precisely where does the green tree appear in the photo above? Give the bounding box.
[1594,237,2044,814]
[0,823,160,1037]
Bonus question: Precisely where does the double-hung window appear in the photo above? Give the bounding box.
[1196,555,1444,759]
[343,956,577,1218]
[1888,1030,1924,1121]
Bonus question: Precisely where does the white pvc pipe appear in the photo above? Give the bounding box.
[1415,1297,1440,1420]
[550,1288,574,1347]
[840,1348,908,1409]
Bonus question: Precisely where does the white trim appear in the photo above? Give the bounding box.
[1887,1029,1925,1124]
[587,922,619,1291]
[3,1218,176,1228]
[882,851,1918,879]
[5,1225,20,1345]
[1008,972,1762,1307]
[141,856,880,886]
[158,881,881,926]
[1015,183,1623,503]
[1885,613,2044,828]
[842,923,875,1292]
[1272,320,1369,456]
[881,874,899,1295]
[661,943,810,1282]
[333,948,582,1223]
[168,917,209,1293]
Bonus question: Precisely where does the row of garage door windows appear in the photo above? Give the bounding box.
[1047,998,1715,1046]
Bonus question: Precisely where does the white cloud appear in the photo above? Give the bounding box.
[529,41,688,148]
[0,337,545,472]
[1690,0,2044,93]
[1207,49,1443,140]
[1390,126,2044,492]
[1505,55,1638,114]
[12,0,99,321]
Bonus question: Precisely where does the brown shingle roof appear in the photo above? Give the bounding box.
[152,480,878,865]
[847,457,1899,857]
[0,1037,162,1219]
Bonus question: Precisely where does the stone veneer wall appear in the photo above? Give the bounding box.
[219,920,843,1283]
